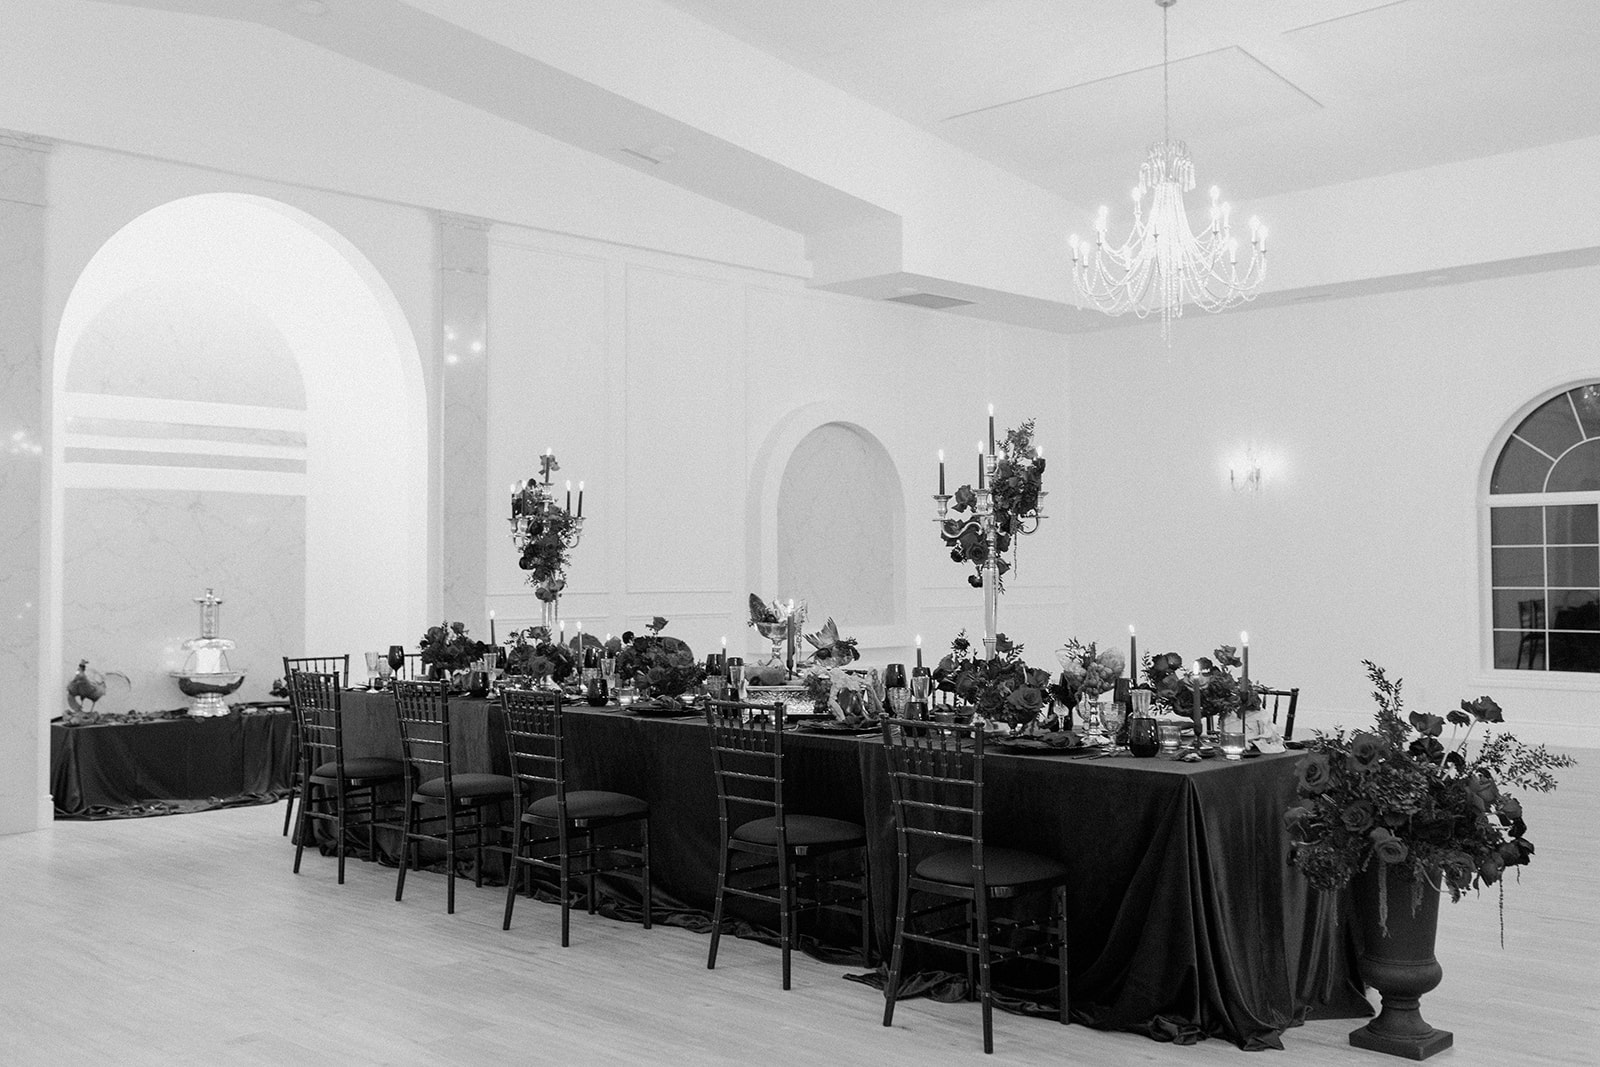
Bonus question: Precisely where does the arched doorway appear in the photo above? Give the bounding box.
[50,194,426,708]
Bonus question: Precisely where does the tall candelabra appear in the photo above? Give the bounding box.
[934,410,1046,660]
[509,451,585,633]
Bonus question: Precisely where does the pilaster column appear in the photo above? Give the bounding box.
[437,213,490,629]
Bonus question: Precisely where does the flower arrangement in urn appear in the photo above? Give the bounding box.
[940,420,1046,590]
[615,617,705,700]
[1285,661,1575,929]
[934,631,1053,730]
[1049,638,1126,709]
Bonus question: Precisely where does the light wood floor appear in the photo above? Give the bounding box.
[3,753,1597,1066]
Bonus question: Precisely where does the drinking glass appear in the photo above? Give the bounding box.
[386,645,407,679]
[883,663,908,717]
[1128,715,1160,758]
[1220,710,1247,760]
[726,658,745,702]
[1158,722,1182,753]
[364,651,381,688]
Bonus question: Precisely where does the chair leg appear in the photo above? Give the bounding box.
[977,896,993,1055]
[882,874,911,1027]
[586,830,598,916]
[281,775,297,837]
[707,840,730,970]
[639,819,653,930]
[558,826,573,948]
[778,854,793,990]
[395,801,414,902]
[502,821,525,931]
[1056,885,1070,1026]
[292,779,312,874]
[333,781,348,885]
[445,805,458,915]
[859,849,872,967]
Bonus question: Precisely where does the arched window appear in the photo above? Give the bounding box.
[1488,384,1600,672]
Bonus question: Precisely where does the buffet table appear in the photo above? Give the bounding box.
[50,708,295,819]
[335,691,1366,1049]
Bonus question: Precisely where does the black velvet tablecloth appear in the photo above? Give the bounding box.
[50,710,295,819]
[336,691,1367,1049]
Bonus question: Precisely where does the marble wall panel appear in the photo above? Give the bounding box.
[60,488,305,712]
[0,132,47,832]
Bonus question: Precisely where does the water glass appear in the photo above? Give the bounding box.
[1220,711,1247,760]
[1158,722,1182,753]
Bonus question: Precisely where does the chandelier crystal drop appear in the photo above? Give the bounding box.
[1069,0,1268,341]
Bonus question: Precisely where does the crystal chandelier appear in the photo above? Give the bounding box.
[1069,0,1268,341]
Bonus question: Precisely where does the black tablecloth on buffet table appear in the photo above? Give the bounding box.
[50,709,295,819]
[334,690,1367,1049]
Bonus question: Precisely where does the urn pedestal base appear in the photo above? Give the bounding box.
[1349,1019,1453,1060]
[1349,863,1454,1060]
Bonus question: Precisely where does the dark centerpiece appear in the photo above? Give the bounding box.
[934,631,1053,732]
[500,625,576,685]
[1142,644,1263,738]
[1284,661,1575,1059]
[614,617,704,705]
[417,620,487,684]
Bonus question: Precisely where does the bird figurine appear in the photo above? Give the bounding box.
[67,659,107,714]
[803,618,859,667]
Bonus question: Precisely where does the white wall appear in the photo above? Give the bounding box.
[484,227,1072,668]
[1066,266,1600,748]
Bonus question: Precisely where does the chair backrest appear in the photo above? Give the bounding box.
[393,679,454,789]
[879,717,985,887]
[703,699,787,838]
[286,670,345,778]
[1260,686,1300,741]
[284,654,350,689]
[399,652,428,680]
[501,687,566,816]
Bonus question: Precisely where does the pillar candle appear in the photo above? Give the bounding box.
[1191,661,1204,738]
[1129,624,1137,683]
[938,450,945,495]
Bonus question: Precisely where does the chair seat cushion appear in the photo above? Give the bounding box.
[732,814,865,849]
[916,846,1068,888]
[526,790,648,823]
[415,773,514,800]
[310,756,405,782]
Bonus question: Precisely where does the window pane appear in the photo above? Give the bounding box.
[1493,589,1544,629]
[1546,439,1600,493]
[1550,590,1600,630]
[1514,394,1585,459]
[1491,506,1543,545]
[1492,546,1544,587]
[1493,630,1544,670]
[1549,631,1600,672]
[1544,504,1598,545]
[1490,436,1553,494]
[1547,546,1599,587]
[1571,385,1600,439]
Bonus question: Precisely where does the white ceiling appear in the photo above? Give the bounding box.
[659,0,1600,204]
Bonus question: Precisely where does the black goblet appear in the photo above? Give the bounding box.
[387,645,406,680]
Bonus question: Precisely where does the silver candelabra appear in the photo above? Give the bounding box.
[509,453,585,633]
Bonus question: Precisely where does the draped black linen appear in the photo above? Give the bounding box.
[334,692,1366,1048]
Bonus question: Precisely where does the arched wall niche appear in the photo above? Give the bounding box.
[749,406,908,655]
[50,193,427,708]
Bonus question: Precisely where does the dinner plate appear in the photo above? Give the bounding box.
[629,700,699,717]
[798,720,882,735]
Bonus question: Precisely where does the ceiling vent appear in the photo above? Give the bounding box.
[884,292,975,310]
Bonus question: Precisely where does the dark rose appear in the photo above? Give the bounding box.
[1463,696,1504,724]
[1478,849,1506,885]
[1006,686,1045,717]
[1347,732,1389,772]
[950,549,964,563]
[1368,827,1409,865]
[976,687,1007,715]
[1339,800,1376,833]
[1497,796,1523,824]
[1296,753,1333,795]
[1283,805,1314,833]
[1466,773,1499,811]
[1408,711,1444,737]
[952,635,970,652]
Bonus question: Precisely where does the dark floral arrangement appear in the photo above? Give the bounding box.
[501,625,576,683]
[934,630,1053,729]
[614,617,705,698]
[418,621,486,675]
[515,452,576,603]
[1049,638,1126,708]
[1285,661,1575,932]
[940,420,1045,590]
[1142,644,1263,725]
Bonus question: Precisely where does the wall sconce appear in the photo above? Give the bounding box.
[1228,443,1265,494]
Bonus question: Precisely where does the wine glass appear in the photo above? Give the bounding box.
[883,663,908,717]
[387,645,407,682]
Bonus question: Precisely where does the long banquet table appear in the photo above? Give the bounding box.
[334,690,1367,1049]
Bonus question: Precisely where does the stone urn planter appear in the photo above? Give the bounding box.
[1348,862,1453,1060]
